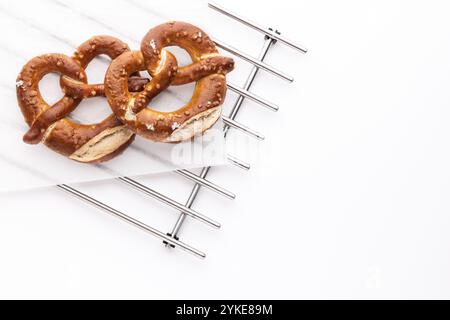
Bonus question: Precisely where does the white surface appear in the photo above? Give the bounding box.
[1,0,450,299]
[0,0,227,191]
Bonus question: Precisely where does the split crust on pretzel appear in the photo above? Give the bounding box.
[16,36,136,163]
[105,21,235,142]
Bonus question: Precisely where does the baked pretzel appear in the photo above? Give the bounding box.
[16,36,146,163]
[104,21,235,142]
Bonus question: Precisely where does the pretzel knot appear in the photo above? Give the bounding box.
[16,36,148,163]
[105,21,235,142]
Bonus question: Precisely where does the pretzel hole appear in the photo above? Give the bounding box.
[83,54,111,83]
[165,46,192,66]
[38,73,64,105]
[68,97,112,124]
[140,47,196,112]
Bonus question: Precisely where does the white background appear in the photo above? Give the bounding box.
[1,0,450,299]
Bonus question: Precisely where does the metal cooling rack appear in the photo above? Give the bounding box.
[57,2,307,258]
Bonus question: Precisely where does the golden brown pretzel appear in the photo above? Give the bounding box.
[16,36,140,163]
[105,21,235,142]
